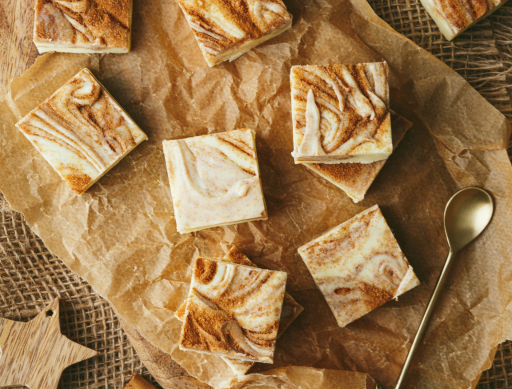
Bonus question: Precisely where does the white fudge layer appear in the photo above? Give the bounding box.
[291,63,393,164]
[298,205,419,327]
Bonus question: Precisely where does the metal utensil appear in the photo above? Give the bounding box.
[390,187,494,389]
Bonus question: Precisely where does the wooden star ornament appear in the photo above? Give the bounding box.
[0,298,98,389]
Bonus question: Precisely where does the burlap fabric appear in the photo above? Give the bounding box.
[0,0,511,388]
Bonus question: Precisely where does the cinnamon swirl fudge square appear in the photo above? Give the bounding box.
[179,257,287,363]
[163,129,268,234]
[33,0,133,53]
[291,62,393,164]
[420,0,510,40]
[175,0,292,67]
[303,112,412,203]
[298,205,420,327]
[175,246,303,375]
[15,68,147,195]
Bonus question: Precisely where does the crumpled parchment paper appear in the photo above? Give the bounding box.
[0,0,511,387]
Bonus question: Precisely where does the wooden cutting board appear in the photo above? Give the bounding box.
[0,3,205,388]
[0,0,39,100]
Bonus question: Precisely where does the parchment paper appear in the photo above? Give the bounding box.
[0,0,511,387]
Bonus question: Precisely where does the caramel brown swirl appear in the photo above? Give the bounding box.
[291,63,392,164]
[175,247,303,375]
[422,0,505,40]
[298,205,419,327]
[179,257,287,363]
[304,112,413,203]
[34,0,131,52]
[176,0,292,66]
[15,69,147,194]
[163,129,267,233]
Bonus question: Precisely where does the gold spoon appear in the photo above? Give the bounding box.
[380,187,494,389]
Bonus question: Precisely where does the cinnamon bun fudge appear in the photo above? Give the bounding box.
[179,257,287,363]
[163,129,268,234]
[298,205,419,327]
[33,0,133,53]
[291,63,392,164]
[175,246,303,375]
[304,112,412,202]
[175,0,292,66]
[420,0,510,40]
[15,68,147,195]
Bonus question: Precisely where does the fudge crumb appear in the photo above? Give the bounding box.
[361,282,393,309]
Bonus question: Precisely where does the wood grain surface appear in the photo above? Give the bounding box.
[0,0,39,100]
[0,298,98,389]
[119,315,209,389]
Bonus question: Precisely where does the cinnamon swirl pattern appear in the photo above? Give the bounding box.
[176,0,292,66]
[163,129,267,234]
[303,112,413,203]
[179,257,287,363]
[175,247,303,375]
[33,0,132,53]
[420,0,508,40]
[291,63,393,164]
[298,205,420,327]
[15,69,147,195]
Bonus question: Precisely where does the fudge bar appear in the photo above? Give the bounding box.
[304,112,412,202]
[298,205,419,327]
[179,257,287,363]
[175,0,292,66]
[15,68,147,195]
[163,129,268,234]
[33,0,133,53]
[291,62,392,164]
[420,0,510,40]
[175,246,303,375]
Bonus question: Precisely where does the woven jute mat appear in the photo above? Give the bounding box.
[0,1,511,388]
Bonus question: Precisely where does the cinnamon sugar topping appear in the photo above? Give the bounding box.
[174,246,303,376]
[15,68,147,195]
[163,129,267,234]
[33,0,132,53]
[298,205,419,327]
[421,0,507,40]
[304,112,413,203]
[291,63,393,164]
[179,257,287,363]
[176,0,292,66]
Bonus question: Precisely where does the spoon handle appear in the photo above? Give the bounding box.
[394,250,456,389]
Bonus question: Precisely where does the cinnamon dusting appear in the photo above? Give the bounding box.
[15,69,147,195]
[177,0,292,64]
[34,0,131,49]
[179,257,287,362]
[194,257,218,284]
[291,63,391,160]
[361,283,393,309]
[63,171,93,194]
[225,247,256,267]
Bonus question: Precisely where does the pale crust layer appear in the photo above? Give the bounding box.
[298,205,420,327]
[163,129,268,234]
[15,68,147,195]
[175,246,303,376]
[33,0,132,53]
[175,0,292,66]
[304,112,413,202]
[179,257,287,363]
[291,63,393,164]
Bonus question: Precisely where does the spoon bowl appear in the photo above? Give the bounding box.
[444,187,494,253]
[393,187,494,389]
